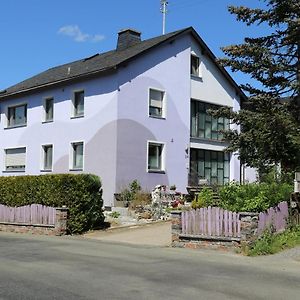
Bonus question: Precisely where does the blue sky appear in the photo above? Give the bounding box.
[0,0,267,90]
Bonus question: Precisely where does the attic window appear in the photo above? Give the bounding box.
[191,55,200,77]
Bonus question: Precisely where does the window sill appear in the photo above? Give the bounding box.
[149,115,166,120]
[191,74,203,81]
[70,115,84,120]
[69,168,83,171]
[2,170,25,173]
[4,124,27,130]
[40,169,52,172]
[42,120,53,124]
[190,137,227,143]
[148,170,165,174]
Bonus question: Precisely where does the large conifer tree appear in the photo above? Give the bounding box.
[215,0,300,174]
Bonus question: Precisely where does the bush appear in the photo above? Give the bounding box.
[246,226,300,256]
[119,180,141,207]
[191,187,214,209]
[0,174,104,234]
[218,182,292,212]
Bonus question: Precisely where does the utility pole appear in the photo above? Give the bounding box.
[160,0,168,35]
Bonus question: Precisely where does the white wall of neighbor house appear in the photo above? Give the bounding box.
[189,37,242,182]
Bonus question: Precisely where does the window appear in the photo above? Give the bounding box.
[7,104,27,127]
[42,145,53,171]
[148,142,164,172]
[71,142,83,170]
[73,91,84,117]
[5,147,26,171]
[149,89,165,118]
[191,55,200,77]
[190,149,229,185]
[44,98,53,122]
[190,100,230,141]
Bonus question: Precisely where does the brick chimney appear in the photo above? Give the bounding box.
[117,28,141,51]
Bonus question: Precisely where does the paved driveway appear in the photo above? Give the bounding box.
[1,232,300,300]
[83,221,171,246]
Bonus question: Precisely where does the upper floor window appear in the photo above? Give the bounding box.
[149,88,165,118]
[43,97,53,122]
[73,91,84,117]
[191,55,200,77]
[190,100,229,141]
[7,104,27,127]
[4,147,26,172]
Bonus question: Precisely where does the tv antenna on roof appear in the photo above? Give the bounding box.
[160,0,169,35]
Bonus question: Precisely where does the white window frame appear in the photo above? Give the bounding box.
[41,144,53,172]
[147,141,166,173]
[148,87,166,119]
[71,90,85,118]
[191,54,201,78]
[43,97,54,123]
[3,146,26,172]
[70,141,84,171]
[5,102,27,128]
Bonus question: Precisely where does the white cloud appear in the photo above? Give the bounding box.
[58,25,105,43]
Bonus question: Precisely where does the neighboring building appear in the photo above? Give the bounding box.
[0,27,255,207]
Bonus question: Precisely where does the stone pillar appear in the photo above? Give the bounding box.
[171,211,182,246]
[55,207,69,235]
[239,212,259,244]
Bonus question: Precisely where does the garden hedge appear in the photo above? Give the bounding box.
[0,174,104,234]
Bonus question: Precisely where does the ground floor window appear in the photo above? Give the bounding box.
[42,145,53,171]
[148,142,164,172]
[190,149,230,185]
[71,142,84,170]
[5,147,26,171]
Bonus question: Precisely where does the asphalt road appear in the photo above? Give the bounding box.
[0,232,300,300]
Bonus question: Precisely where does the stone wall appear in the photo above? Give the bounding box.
[171,210,259,251]
[0,207,68,236]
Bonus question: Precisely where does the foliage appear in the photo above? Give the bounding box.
[218,182,292,212]
[246,226,300,256]
[191,187,214,209]
[109,211,121,219]
[0,174,104,234]
[129,192,152,209]
[119,179,141,206]
[212,0,300,174]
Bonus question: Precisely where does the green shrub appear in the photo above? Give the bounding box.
[119,179,142,207]
[247,226,300,256]
[0,174,104,234]
[191,187,214,209]
[218,182,292,212]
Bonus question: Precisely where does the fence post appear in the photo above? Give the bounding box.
[239,212,259,244]
[171,210,182,246]
[55,207,69,235]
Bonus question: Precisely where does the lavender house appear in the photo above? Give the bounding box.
[0,27,255,207]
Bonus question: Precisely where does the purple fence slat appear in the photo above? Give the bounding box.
[0,204,56,226]
[258,201,289,235]
[215,207,220,236]
[228,211,233,237]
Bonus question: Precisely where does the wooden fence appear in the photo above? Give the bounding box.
[182,207,241,238]
[258,201,289,235]
[0,204,56,226]
[181,202,290,239]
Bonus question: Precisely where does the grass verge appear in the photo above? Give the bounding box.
[245,226,300,256]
